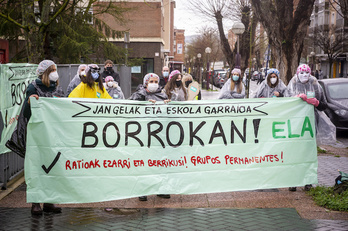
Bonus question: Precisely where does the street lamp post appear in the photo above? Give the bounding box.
[310,51,315,73]
[185,54,189,73]
[124,32,130,66]
[231,22,245,68]
[205,47,212,90]
[197,53,202,86]
[193,57,196,80]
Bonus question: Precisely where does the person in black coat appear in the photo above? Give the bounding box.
[129,73,168,102]
[100,60,120,85]
[159,66,169,88]
[23,60,65,215]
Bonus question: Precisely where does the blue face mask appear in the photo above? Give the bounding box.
[232,75,239,81]
[91,72,99,80]
[163,71,169,77]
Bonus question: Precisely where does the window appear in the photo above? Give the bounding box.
[327,83,348,99]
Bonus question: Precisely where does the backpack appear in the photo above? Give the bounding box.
[333,171,348,195]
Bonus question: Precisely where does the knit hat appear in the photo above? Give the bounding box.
[143,73,160,86]
[105,76,114,82]
[77,64,87,75]
[296,64,311,75]
[169,70,181,80]
[36,60,55,76]
[85,64,100,74]
[267,68,280,77]
[231,68,241,76]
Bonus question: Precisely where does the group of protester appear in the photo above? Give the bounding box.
[218,66,326,109]
[21,60,204,215]
[19,58,326,215]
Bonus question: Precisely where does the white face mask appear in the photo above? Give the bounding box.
[49,71,59,82]
[298,71,310,83]
[80,71,86,77]
[107,82,114,88]
[147,83,158,92]
[270,78,277,85]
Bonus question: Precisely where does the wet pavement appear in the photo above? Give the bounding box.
[0,207,315,230]
[0,155,347,230]
[0,87,348,230]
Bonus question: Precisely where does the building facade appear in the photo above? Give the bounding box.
[172,28,185,72]
[97,0,176,91]
[0,39,9,64]
[308,0,347,78]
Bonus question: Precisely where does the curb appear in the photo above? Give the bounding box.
[0,174,25,201]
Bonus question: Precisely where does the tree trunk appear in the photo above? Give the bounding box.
[339,0,348,27]
[273,37,305,84]
[251,0,315,84]
[26,29,45,63]
[215,11,234,67]
[328,58,333,78]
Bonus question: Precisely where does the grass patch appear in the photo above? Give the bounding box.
[334,155,341,158]
[317,146,327,153]
[307,186,348,211]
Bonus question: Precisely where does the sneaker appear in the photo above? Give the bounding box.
[157,194,171,199]
[139,196,147,201]
[288,187,297,191]
[304,184,312,191]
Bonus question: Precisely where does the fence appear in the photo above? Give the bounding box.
[0,152,24,189]
[0,63,131,189]
[57,64,132,98]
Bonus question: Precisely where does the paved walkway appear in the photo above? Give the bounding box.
[0,156,347,230]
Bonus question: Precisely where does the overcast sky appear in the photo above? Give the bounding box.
[174,0,216,36]
[174,0,233,37]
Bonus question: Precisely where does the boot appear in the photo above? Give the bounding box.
[43,203,62,213]
[31,203,43,215]
[138,196,147,201]
[157,194,171,199]
[304,184,312,191]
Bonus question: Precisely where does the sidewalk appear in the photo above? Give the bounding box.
[0,154,347,230]
[1,88,347,230]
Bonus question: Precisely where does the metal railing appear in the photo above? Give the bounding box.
[0,64,131,190]
[0,151,24,189]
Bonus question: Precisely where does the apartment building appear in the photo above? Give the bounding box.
[97,0,176,89]
[308,0,347,78]
[172,28,185,72]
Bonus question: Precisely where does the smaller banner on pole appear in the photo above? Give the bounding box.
[25,97,318,203]
[0,64,37,154]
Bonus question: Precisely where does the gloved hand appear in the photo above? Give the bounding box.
[297,93,307,101]
[306,97,319,107]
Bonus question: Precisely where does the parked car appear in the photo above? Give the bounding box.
[251,71,260,81]
[213,69,226,88]
[318,78,348,131]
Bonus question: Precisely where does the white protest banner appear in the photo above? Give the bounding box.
[25,97,317,203]
[0,64,37,154]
